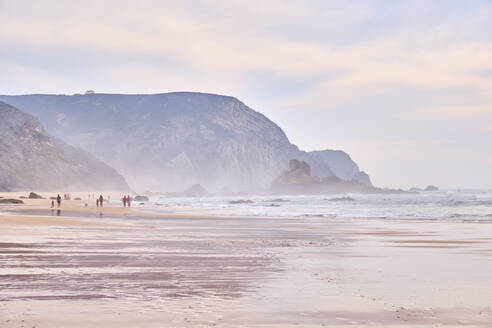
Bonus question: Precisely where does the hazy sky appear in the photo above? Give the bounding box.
[1,1,492,189]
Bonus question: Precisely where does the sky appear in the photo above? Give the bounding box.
[1,0,492,189]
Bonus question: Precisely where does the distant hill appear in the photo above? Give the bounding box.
[0,93,372,191]
[0,101,130,192]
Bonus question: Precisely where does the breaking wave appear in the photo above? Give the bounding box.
[138,190,492,222]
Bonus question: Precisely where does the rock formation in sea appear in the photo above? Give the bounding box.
[0,101,130,192]
[28,192,43,199]
[0,199,24,204]
[271,159,373,194]
[0,93,373,192]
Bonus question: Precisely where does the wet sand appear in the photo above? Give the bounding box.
[2,194,492,327]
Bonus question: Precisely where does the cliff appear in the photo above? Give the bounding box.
[0,93,372,191]
[0,101,130,191]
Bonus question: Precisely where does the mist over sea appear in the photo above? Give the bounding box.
[135,190,492,221]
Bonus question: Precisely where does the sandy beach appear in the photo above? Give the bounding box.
[1,192,492,327]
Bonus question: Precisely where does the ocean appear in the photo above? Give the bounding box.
[138,190,492,221]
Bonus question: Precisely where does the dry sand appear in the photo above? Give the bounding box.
[1,192,492,327]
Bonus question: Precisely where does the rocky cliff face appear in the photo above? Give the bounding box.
[0,93,372,191]
[0,101,130,191]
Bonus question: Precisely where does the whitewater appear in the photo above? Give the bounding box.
[134,190,492,221]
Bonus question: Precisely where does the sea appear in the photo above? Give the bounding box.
[137,190,492,222]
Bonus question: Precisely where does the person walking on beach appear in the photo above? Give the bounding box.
[96,198,99,207]
[99,195,104,207]
[56,194,61,208]
[127,195,131,207]
[122,195,127,207]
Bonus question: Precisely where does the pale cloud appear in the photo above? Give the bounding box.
[413,104,492,117]
[1,0,492,188]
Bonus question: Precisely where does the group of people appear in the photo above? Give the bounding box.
[96,194,133,207]
[49,193,135,209]
[87,194,110,202]
[50,194,63,208]
[122,195,132,207]
[96,194,105,207]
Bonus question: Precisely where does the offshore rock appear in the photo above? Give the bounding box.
[0,198,24,204]
[28,192,43,199]
[272,160,374,194]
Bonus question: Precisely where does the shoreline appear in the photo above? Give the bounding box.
[3,190,492,224]
[3,200,492,225]
[2,192,492,327]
